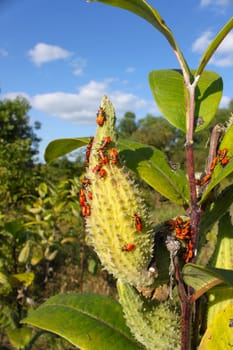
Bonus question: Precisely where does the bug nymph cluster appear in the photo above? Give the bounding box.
[80,96,155,287]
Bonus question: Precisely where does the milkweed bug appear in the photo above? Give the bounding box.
[81,204,91,217]
[182,240,193,263]
[79,188,86,206]
[96,107,106,126]
[109,148,118,164]
[133,214,143,231]
[100,136,111,150]
[221,157,230,166]
[122,244,135,252]
[98,149,109,164]
[217,148,228,161]
[87,191,93,200]
[93,164,102,173]
[99,168,107,178]
[210,156,218,172]
[85,137,94,167]
[195,173,211,186]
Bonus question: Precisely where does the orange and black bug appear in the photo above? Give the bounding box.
[93,164,102,173]
[122,243,135,252]
[217,148,228,161]
[183,240,193,263]
[79,188,86,206]
[195,173,211,186]
[221,157,230,166]
[217,148,231,166]
[133,214,143,231]
[98,149,109,164]
[81,204,91,217]
[109,148,118,164]
[210,156,218,172]
[100,136,111,150]
[96,107,106,126]
[85,137,94,166]
[87,191,93,200]
[99,168,107,178]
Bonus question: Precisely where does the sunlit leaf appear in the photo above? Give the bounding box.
[10,272,35,288]
[182,263,233,300]
[22,293,140,350]
[7,326,33,350]
[119,139,189,205]
[200,122,233,202]
[199,184,233,235]
[44,138,90,163]
[199,304,233,350]
[149,70,223,132]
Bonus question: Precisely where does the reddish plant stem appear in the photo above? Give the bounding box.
[180,78,202,350]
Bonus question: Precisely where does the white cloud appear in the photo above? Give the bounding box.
[200,0,233,7]
[70,57,87,76]
[125,67,136,73]
[220,95,231,108]
[192,31,212,53]
[192,31,233,67]
[29,80,150,124]
[28,43,72,66]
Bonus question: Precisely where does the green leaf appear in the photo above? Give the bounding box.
[10,272,35,288]
[199,304,233,350]
[199,184,233,236]
[200,123,233,202]
[210,211,233,270]
[119,139,189,205]
[44,137,90,163]
[182,263,233,300]
[200,161,233,203]
[220,121,233,150]
[22,293,140,350]
[7,326,33,350]
[0,272,12,295]
[149,69,223,132]
[196,17,233,76]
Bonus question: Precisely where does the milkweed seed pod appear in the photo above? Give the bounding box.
[84,96,155,287]
[117,279,181,350]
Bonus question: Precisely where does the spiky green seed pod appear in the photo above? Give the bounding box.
[117,279,181,350]
[84,96,154,287]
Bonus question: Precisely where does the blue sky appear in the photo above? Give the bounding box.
[0,0,233,161]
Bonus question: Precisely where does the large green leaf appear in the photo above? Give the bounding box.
[149,69,223,132]
[199,304,233,350]
[119,139,189,205]
[22,293,140,350]
[182,263,233,300]
[196,17,233,76]
[44,137,90,163]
